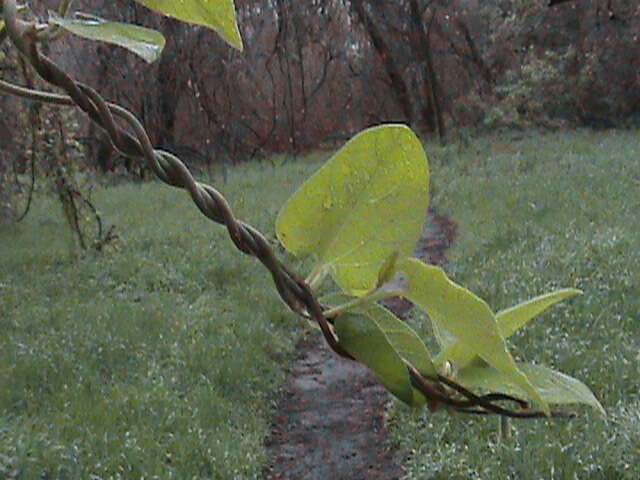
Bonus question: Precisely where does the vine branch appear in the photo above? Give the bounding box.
[0,0,570,420]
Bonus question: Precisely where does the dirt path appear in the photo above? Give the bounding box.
[263,209,457,480]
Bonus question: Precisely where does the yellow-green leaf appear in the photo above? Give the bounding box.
[134,0,243,50]
[431,315,457,353]
[319,292,435,386]
[497,288,582,338]
[48,12,165,63]
[397,257,549,413]
[377,251,400,288]
[276,125,429,296]
[457,362,605,415]
[435,288,582,369]
[360,303,437,380]
[335,313,414,405]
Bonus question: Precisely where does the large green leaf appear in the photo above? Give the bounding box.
[334,313,414,405]
[48,12,165,63]
[396,257,549,413]
[360,303,437,407]
[431,315,457,353]
[457,362,605,415]
[360,303,437,380]
[320,292,436,379]
[276,125,429,296]
[134,0,243,50]
[436,288,582,368]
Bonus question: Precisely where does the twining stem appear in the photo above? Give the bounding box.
[0,0,571,420]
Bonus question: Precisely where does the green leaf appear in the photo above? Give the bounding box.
[397,257,549,413]
[359,303,437,380]
[435,288,582,369]
[456,362,605,415]
[497,288,582,338]
[276,125,429,296]
[377,251,400,288]
[134,0,243,50]
[431,315,457,353]
[48,12,165,63]
[335,313,414,405]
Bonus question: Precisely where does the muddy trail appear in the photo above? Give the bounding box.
[263,209,457,480]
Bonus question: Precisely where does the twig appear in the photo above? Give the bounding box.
[0,0,574,419]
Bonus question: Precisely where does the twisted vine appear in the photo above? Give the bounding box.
[0,0,571,419]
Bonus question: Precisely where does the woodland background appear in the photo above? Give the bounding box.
[1,0,638,195]
[1,2,639,478]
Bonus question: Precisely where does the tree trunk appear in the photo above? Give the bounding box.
[408,0,446,143]
[455,18,494,90]
[155,19,185,150]
[350,0,414,125]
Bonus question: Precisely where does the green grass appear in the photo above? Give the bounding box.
[1,130,638,478]
[0,162,318,478]
[393,129,640,479]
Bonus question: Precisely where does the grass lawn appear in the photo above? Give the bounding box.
[0,162,318,478]
[0,129,637,478]
[392,129,639,479]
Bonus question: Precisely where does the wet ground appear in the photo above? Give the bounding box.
[263,209,457,480]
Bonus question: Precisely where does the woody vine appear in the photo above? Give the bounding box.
[0,0,603,426]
